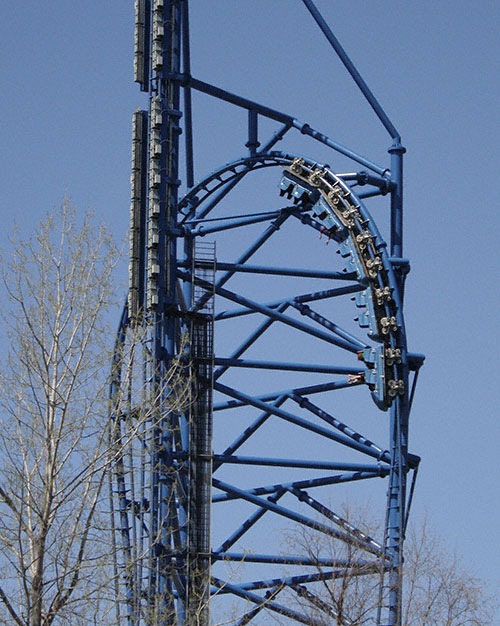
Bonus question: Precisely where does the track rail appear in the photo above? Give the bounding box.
[109,3,423,625]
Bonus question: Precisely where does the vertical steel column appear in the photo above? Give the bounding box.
[114,4,422,624]
[389,145,405,260]
[386,143,407,626]
[151,0,182,620]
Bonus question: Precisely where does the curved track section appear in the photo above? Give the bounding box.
[110,150,419,625]
[178,152,392,223]
[110,3,422,625]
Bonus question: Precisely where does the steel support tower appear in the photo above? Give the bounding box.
[110,2,424,625]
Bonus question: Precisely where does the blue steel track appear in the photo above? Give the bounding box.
[109,2,424,625]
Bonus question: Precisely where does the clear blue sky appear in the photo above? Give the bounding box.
[1,0,499,609]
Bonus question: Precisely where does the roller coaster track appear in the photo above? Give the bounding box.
[109,2,424,625]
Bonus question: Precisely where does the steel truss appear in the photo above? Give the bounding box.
[110,1,424,625]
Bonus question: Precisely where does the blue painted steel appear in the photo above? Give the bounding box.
[213,553,375,567]
[212,380,361,411]
[232,565,387,590]
[211,455,386,472]
[211,470,390,504]
[355,289,380,337]
[110,3,423,625]
[213,381,393,463]
[300,0,401,141]
[210,576,325,626]
[177,269,362,352]
[213,357,364,375]
[215,284,364,322]
[179,153,388,222]
[362,345,388,408]
[213,478,384,556]
[209,262,351,280]
[186,210,283,236]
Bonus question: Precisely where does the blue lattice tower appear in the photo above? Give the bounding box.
[109,2,424,625]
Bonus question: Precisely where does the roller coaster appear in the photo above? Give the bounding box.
[109,2,424,624]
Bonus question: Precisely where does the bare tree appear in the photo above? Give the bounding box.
[277,506,386,626]
[279,507,497,626]
[402,520,496,626]
[0,202,120,625]
[0,202,205,626]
